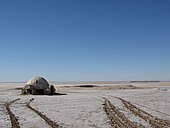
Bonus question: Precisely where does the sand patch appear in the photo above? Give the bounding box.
[59,84,143,90]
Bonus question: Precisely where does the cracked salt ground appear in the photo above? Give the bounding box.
[0,82,170,128]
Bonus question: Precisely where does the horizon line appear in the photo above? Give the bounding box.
[0,80,168,83]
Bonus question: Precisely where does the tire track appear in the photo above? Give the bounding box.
[117,97,170,128]
[5,98,21,128]
[103,98,143,128]
[26,98,62,128]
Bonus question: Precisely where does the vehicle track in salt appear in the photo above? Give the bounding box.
[103,98,143,128]
[5,98,21,128]
[26,98,62,128]
[116,97,170,128]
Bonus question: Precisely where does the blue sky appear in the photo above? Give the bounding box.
[0,0,170,81]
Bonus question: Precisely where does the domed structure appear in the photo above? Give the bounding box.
[27,76,49,89]
[22,76,55,95]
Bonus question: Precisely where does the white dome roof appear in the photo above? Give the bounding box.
[26,76,49,89]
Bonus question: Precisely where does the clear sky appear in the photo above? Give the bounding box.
[0,0,170,82]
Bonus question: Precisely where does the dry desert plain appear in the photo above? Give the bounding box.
[0,81,170,128]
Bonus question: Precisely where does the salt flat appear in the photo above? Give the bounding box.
[0,82,170,128]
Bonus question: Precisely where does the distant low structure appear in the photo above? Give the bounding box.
[22,76,55,95]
